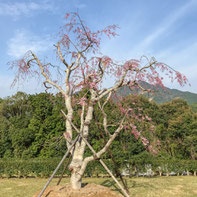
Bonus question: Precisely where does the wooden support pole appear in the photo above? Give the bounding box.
[38,135,79,197]
[99,128,130,194]
[56,153,72,186]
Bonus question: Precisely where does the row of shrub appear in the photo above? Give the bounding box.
[0,158,115,178]
[0,158,197,178]
[128,158,197,176]
[0,158,65,178]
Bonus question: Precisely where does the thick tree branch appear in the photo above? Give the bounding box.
[71,53,81,71]
[96,115,126,158]
[96,69,128,100]
[57,42,69,68]
[138,59,156,72]
[31,52,66,97]
[98,91,112,136]
[80,104,85,133]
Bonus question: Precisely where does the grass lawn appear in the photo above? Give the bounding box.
[0,176,197,197]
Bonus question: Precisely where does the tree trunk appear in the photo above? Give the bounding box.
[194,171,196,176]
[69,143,84,189]
[159,171,162,176]
[70,170,82,189]
[187,170,190,176]
[68,96,95,190]
[69,140,86,189]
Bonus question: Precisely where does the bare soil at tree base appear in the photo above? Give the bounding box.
[33,183,123,197]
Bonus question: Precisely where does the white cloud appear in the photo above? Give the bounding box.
[0,75,13,98]
[157,42,197,77]
[131,0,197,54]
[153,42,197,93]
[156,41,197,65]
[7,29,54,58]
[73,0,87,9]
[0,74,46,98]
[0,1,54,17]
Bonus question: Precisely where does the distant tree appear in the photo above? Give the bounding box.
[10,12,188,189]
[0,92,31,158]
[155,99,196,159]
[0,101,12,158]
[191,103,197,113]
[27,93,66,158]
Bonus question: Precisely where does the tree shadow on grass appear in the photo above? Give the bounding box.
[101,178,157,196]
[101,179,125,196]
[129,179,156,189]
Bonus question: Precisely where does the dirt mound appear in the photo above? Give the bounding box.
[33,183,123,197]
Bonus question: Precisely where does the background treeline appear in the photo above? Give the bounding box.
[0,91,197,177]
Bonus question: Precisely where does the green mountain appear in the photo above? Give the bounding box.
[117,82,197,105]
[151,88,197,104]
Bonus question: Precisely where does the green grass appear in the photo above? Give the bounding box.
[0,176,197,197]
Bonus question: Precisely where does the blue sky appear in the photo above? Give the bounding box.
[0,0,197,98]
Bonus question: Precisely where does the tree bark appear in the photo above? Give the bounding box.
[70,170,82,189]
[69,93,96,189]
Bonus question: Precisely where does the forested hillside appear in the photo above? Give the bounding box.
[117,81,197,105]
[0,91,196,162]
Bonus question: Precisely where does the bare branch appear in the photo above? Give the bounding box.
[31,51,66,97]
[96,114,126,158]
[76,13,92,42]
[98,91,112,136]
[138,60,156,73]
[56,42,69,68]
[80,42,93,54]
[26,58,35,68]
[94,58,107,84]
[98,58,104,75]
[96,69,129,100]
[43,81,52,93]
[102,91,112,108]
[80,104,85,133]
[71,53,81,71]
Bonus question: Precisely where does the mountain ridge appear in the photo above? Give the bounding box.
[117,82,197,104]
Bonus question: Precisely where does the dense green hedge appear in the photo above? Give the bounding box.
[128,158,197,176]
[0,158,67,178]
[0,158,197,178]
[0,158,115,178]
